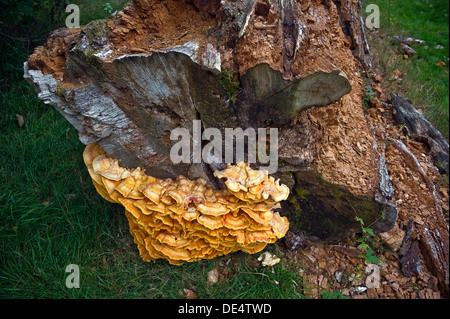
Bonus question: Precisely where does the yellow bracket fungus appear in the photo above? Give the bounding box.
[83,143,290,265]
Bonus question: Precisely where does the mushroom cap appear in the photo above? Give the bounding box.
[152,240,192,261]
[155,231,190,248]
[115,176,138,197]
[245,166,268,187]
[166,189,187,206]
[197,214,224,230]
[93,156,130,181]
[140,184,162,204]
[196,202,229,216]
[146,201,169,215]
[83,142,106,167]
[241,207,273,224]
[91,180,115,203]
[119,197,142,219]
[86,165,104,186]
[83,143,291,265]
[213,162,249,192]
[223,213,250,230]
[102,177,120,194]
[270,212,290,238]
[240,242,267,254]
[214,162,290,203]
[182,206,199,221]
[132,199,152,215]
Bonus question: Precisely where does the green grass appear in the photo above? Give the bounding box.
[363,0,449,139]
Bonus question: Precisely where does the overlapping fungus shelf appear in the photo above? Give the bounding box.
[83,142,290,265]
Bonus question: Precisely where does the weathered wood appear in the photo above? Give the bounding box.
[389,138,449,297]
[391,93,449,175]
[24,0,397,243]
[391,36,426,46]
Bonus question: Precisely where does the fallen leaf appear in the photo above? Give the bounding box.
[437,61,446,67]
[393,69,403,77]
[207,268,219,284]
[373,74,383,82]
[183,288,197,299]
[66,193,76,199]
[389,69,403,83]
[220,267,234,280]
[15,114,24,129]
[257,251,280,267]
[318,260,327,269]
[367,108,377,118]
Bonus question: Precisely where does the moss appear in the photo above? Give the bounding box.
[295,187,310,199]
[282,171,396,242]
[83,19,109,44]
[55,86,66,98]
[72,19,110,71]
[217,70,240,103]
[331,189,345,199]
[55,86,75,100]
[67,90,75,100]
[288,196,302,213]
[350,199,385,227]
[313,173,330,187]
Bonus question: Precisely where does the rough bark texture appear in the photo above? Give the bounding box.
[390,93,449,175]
[385,137,449,297]
[24,0,397,243]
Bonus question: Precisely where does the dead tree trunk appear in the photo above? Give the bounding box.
[24,0,396,242]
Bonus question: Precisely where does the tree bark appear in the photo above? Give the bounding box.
[24,0,397,242]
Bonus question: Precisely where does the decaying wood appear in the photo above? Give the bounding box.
[388,138,449,296]
[23,0,449,294]
[23,0,396,241]
[391,36,426,46]
[391,93,449,175]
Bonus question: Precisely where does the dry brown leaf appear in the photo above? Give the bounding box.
[15,114,24,129]
[257,251,280,266]
[389,69,404,82]
[207,268,219,285]
[183,288,197,299]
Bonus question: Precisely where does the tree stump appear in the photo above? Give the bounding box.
[25,0,395,246]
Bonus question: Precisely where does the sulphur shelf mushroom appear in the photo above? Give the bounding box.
[83,143,290,265]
